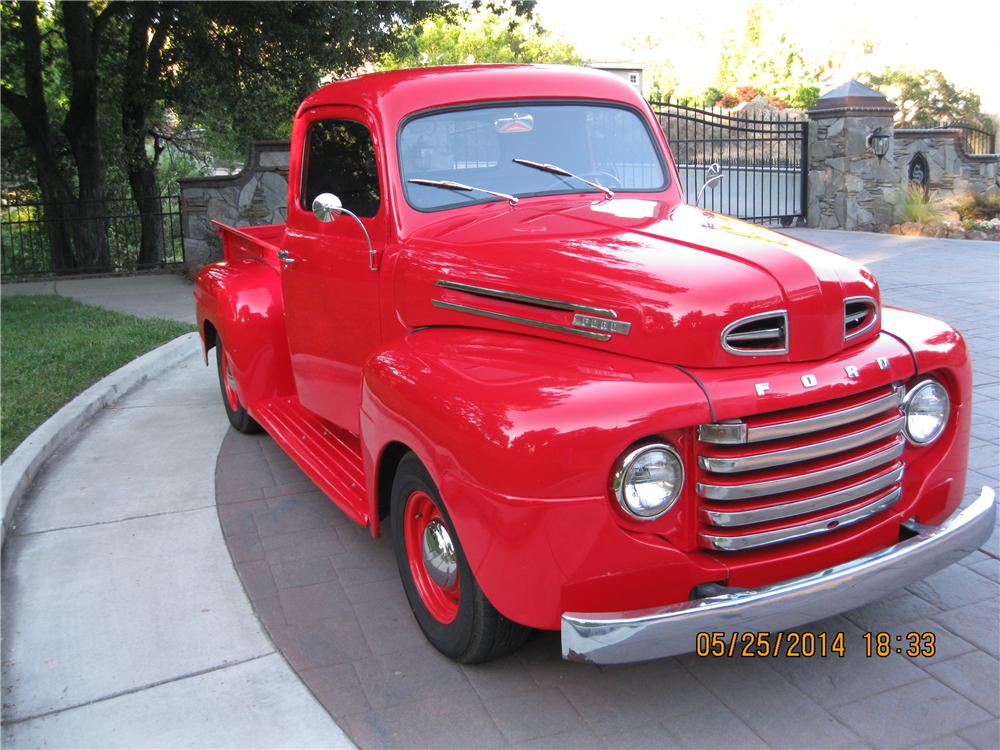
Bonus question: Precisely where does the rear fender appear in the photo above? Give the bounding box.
[193,258,295,407]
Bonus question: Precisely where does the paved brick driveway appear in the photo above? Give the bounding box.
[215,231,998,749]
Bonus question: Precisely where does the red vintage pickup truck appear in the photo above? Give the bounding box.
[194,65,995,664]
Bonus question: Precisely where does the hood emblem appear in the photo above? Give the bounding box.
[755,357,893,396]
[571,314,631,336]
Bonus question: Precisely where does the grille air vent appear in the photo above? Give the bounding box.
[722,311,788,356]
[844,297,879,341]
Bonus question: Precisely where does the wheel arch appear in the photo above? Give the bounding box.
[375,440,414,527]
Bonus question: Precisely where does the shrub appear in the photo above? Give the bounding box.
[896,183,947,224]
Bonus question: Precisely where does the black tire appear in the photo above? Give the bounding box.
[390,453,530,663]
[215,338,262,434]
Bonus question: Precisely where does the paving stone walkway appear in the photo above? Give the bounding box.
[213,230,999,749]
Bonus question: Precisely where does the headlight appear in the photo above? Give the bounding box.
[612,443,684,519]
[903,380,950,445]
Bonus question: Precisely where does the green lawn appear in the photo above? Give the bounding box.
[1,295,195,460]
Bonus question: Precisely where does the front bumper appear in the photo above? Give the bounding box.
[562,485,996,664]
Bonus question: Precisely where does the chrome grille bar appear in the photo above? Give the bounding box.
[696,440,904,501]
[698,415,904,473]
[699,487,903,551]
[725,327,784,342]
[700,465,905,527]
[698,386,904,445]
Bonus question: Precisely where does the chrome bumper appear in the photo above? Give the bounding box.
[562,486,996,664]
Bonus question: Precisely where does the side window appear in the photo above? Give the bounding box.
[301,119,380,218]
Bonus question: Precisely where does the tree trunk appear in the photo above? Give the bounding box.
[1,2,78,273]
[62,2,112,271]
[129,168,166,268]
[36,172,79,274]
[121,5,167,269]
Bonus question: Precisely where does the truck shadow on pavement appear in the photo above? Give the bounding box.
[215,429,998,750]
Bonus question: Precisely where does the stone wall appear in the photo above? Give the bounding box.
[179,140,290,273]
[893,129,998,197]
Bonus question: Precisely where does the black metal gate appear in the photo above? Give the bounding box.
[1,192,184,278]
[651,100,808,225]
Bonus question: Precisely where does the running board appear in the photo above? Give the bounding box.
[251,398,368,526]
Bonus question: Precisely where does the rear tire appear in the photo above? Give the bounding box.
[215,338,262,434]
[390,453,529,663]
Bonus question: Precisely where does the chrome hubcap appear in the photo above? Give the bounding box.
[421,519,457,589]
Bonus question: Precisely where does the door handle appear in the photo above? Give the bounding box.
[277,249,296,265]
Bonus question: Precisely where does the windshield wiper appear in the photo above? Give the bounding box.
[407,178,518,206]
[511,158,615,199]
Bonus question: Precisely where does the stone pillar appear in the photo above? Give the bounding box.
[806,81,898,230]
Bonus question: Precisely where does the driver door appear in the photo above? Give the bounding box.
[281,106,385,434]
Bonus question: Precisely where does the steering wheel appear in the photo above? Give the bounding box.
[578,170,623,191]
[542,170,623,194]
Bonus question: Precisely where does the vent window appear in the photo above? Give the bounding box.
[722,311,788,356]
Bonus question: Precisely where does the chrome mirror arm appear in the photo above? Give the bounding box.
[312,193,379,271]
[332,205,378,271]
[696,162,724,208]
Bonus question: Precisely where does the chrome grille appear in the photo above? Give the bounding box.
[696,384,905,551]
[721,311,788,356]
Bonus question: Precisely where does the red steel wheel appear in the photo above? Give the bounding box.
[220,348,240,412]
[214,337,262,434]
[403,490,460,624]
[390,452,530,663]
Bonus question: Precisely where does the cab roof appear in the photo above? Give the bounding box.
[297,64,647,126]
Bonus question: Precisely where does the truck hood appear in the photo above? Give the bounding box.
[393,198,880,368]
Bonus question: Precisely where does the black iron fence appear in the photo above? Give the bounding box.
[946,123,996,156]
[1,192,184,278]
[650,100,808,224]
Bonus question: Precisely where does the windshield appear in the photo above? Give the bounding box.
[399,102,667,211]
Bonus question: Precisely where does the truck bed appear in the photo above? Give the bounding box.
[212,220,286,265]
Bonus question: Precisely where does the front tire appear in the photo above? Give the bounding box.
[390,453,529,663]
[215,338,262,434]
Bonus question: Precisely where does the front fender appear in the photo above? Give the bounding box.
[881,306,973,526]
[360,328,715,627]
[194,259,295,407]
[362,327,711,500]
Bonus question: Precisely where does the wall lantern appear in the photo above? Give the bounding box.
[867,127,891,160]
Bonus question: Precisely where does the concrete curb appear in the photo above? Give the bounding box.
[1,332,202,547]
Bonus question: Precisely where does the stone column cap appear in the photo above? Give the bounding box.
[808,80,897,118]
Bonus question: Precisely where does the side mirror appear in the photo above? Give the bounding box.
[696,163,724,207]
[312,192,343,222]
[310,192,379,271]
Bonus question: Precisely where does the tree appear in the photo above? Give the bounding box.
[378,2,581,69]
[713,1,822,109]
[5,1,530,273]
[858,68,991,130]
[2,1,119,271]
